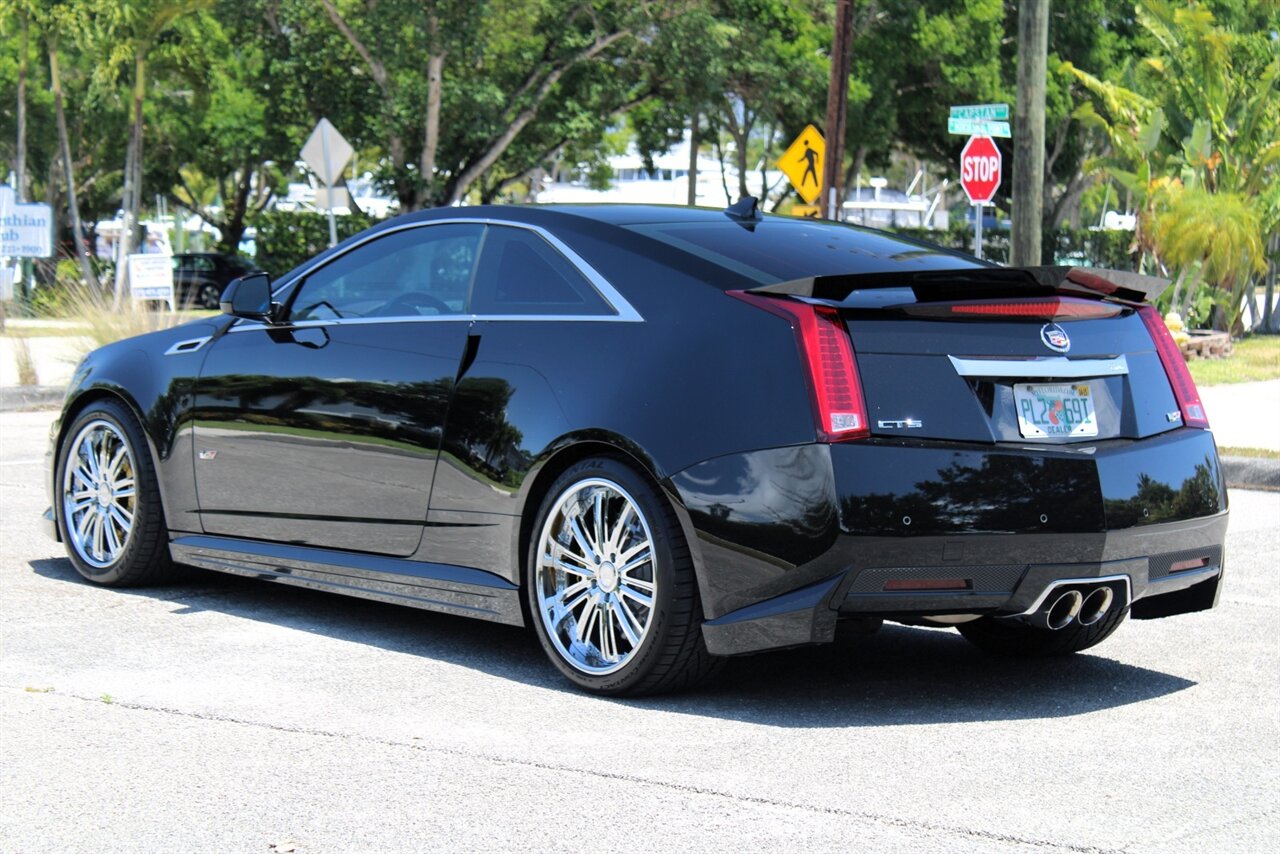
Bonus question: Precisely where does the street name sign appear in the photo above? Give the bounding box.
[778,125,826,205]
[948,117,1011,138]
[950,103,1009,121]
[960,135,1002,205]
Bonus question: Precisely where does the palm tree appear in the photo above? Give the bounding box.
[90,0,213,304]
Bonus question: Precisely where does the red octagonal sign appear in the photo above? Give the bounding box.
[960,135,1002,204]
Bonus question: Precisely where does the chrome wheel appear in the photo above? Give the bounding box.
[62,419,136,569]
[534,477,657,675]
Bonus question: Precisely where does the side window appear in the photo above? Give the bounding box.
[470,226,613,317]
[288,224,482,322]
[192,256,217,273]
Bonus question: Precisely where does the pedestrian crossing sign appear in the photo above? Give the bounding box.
[778,125,826,205]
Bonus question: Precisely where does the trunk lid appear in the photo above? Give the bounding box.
[747,267,1185,445]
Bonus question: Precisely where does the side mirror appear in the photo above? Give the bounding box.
[220,273,275,321]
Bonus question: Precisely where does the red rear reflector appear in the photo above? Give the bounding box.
[1137,305,1209,428]
[910,297,1121,320]
[1170,557,1210,573]
[729,292,870,441]
[883,578,972,591]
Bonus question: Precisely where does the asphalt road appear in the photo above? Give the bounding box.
[2,409,1278,852]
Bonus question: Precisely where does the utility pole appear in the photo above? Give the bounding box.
[687,112,699,206]
[1011,0,1050,266]
[821,0,854,221]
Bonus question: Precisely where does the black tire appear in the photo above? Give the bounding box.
[525,457,722,696]
[956,603,1128,657]
[198,283,223,310]
[54,399,176,587]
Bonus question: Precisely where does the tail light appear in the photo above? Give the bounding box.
[904,297,1121,320]
[729,292,869,441]
[1137,305,1209,428]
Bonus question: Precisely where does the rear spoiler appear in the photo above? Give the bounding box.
[747,266,1170,305]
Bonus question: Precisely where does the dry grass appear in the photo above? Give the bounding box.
[13,337,39,386]
[53,286,190,359]
[1217,445,1280,459]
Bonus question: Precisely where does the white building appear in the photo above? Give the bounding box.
[536,135,786,209]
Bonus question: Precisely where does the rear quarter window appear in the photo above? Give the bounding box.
[470,226,613,316]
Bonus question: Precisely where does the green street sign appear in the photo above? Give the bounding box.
[948,117,1012,138]
[950,103,1010,121]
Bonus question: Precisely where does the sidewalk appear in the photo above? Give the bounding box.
[2,328,1278,487]
[0,323,86,390]
[1200,379,1280,452]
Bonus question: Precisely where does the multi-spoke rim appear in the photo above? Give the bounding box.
[61,419,137,569]
[535,478,657,675]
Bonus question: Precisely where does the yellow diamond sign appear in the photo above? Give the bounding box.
[778,125,826,204]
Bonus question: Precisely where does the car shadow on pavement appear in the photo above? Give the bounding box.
[31,557,1196,727]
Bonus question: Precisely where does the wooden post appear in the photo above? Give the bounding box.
[821,0,854,220]
[1011,0,1050,266]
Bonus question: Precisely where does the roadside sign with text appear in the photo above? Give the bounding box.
[789,204,821,218]
[0,185,53,258]
[778,125,826,205]
[960,135,1002,205]
[129,254,175,307]
[314,187,351,211]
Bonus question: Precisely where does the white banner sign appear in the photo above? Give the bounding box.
[129,254,175,307]
[0,185,54,258]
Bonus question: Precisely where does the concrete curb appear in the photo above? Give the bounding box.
[0,385,65,412]
[1221,456,1280,493]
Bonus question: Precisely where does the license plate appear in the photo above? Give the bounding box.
[1014,383,1098,438]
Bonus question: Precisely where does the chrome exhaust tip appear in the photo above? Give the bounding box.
[1042,589,1084,630]
[1077,586,1115,626]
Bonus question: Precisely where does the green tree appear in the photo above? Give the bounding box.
[293,0,669,210]
[831,0,1005,204]
[83,0,214,301]
[1068,0,1279,330]
[161,3,301,253]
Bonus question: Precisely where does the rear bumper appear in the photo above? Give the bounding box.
[671,427,1228,656]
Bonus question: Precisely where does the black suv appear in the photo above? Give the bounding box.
[173,253,262,309]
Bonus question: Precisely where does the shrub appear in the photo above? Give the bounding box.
[887,224,1137,270]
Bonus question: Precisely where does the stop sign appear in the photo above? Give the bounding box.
[960,135,1002,204]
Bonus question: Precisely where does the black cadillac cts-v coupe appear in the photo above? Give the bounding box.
[43,202,1228,695]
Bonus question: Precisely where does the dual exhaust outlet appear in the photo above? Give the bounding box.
[1028,585,1116,631]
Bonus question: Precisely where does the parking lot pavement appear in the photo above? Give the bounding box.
[3,409,1278,852]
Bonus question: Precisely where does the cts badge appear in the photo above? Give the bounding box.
[1040,323,1071,353]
